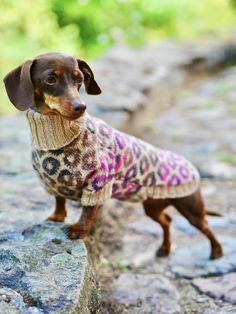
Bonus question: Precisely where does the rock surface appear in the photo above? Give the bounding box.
[0,223,98,314]
[113,273,180,314]
[193,273,236,305]
[169,236,236,278]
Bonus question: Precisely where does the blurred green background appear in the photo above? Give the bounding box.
[0,0,236,114]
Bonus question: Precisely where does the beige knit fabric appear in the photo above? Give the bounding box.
[26,109,86,150]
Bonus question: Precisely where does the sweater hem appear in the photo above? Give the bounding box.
[118,180,200,202]
[81,183,113,206]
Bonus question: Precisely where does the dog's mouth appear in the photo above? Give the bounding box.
[51,109,85,121]
[44,95,86,121]
[46,104,86,120]
[61,112,85,121]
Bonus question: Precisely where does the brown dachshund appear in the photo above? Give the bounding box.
[3,52,223,259]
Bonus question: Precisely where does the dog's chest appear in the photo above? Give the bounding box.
[31,146,84,200]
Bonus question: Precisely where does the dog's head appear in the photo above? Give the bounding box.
[3,52,101,120]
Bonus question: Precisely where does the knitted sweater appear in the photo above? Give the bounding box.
[26,109,200,206]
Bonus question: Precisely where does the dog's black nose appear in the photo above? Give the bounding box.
[72,100,86,112]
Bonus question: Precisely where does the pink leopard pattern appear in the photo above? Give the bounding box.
[31,114,200,206]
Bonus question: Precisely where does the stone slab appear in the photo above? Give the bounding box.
[113,273,180,314]
[169,236,236,278]
[0,222,98,314]
[193,273,236,305]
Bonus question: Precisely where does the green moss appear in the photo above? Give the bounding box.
[113,257,126,273]
[214,152,236,165]
[217,83,230,97]
[172,131,184,141]
[199,101,218,109]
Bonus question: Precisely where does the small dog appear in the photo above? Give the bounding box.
[4,52,223,259]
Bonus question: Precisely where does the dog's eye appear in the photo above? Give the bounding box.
[44,76,57,85]
[75,77,83,85]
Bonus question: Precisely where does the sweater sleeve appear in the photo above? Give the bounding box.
[80,144,114,207]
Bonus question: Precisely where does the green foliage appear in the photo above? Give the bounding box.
[231,0,236,8]
[51,0,236,57]
[0,0,236,114]
[215,152,236,165]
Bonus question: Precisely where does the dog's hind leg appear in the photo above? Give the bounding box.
[170,189,223,259]
[143,198,172,257]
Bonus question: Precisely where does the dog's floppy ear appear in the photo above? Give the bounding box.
[3,60,35,111]
[77,59,101,95]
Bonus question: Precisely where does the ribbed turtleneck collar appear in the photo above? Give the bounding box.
[26,109,87,150]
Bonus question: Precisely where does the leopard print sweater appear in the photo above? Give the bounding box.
[26,109,200,206]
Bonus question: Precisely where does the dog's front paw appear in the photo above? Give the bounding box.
[64,224,89,240]
[47,214,65,223]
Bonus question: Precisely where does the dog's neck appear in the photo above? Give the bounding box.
[26,109,87,150]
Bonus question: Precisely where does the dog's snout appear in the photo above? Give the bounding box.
[72,100,86,112]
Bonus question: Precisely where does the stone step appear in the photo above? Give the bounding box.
[0,223,98,314]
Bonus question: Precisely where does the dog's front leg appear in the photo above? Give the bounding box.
[66,205,98,239]
[47,196,67,223]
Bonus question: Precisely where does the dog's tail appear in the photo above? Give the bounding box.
[206,209,223,217]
